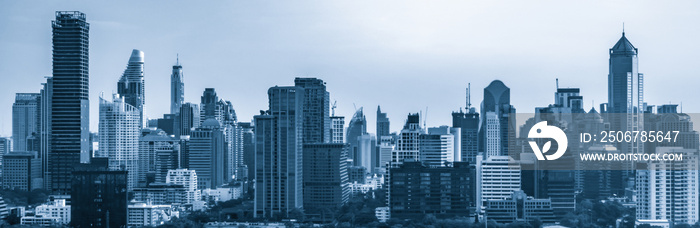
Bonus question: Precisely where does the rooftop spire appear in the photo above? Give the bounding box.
[176,53,179,65]
[622,22,625,36]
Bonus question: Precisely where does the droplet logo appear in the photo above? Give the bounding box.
[528,121,568,160]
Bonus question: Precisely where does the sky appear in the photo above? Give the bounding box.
[0,1,699,137]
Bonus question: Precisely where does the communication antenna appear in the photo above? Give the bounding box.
[424,106,429,130]
[353,103,357,112]
[556,78,559,89]
[177,53,179,65]
[466,83,471,110]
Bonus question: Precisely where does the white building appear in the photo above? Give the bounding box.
[99,94,140,190]
[350,174,384,195]
[391,114,422,166]
[375,207,390,222]
[419,126,455,167]
[201,185,243,202]
[34,199,70,225]
[636,147,699,225]
[485,112,500,158]
[330,116,345,143]
[476,155,521,212]
[128,203,179,227]
[166,169,200,203]
[20,215,58,226]
[378,136,394,175]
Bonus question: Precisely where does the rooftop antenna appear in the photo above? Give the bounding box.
[622,22,625,36]
[176,53,179,65]
[424,106,428,130]
[466,83,471,110]
[556,78,559,89]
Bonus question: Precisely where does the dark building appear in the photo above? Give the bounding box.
[376,106,390,137]
[479,80,516,157]
[171,58,184,115]
[240,122,255,181]
[189,119,227,189]
[452,109,479,163]
[295,78,330,143]
[348,166,367,184]
[71,163,127,228]
[50,11,91,194]
[200,88,224,124]
[389,162,472,219]
[178,102,199,137]
[2,151,41,191]
[302,143,350,219]
[346,109,367,166]
[254,86,304,218]
[117,49,146,128]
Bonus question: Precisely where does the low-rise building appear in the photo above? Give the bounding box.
[20,215,59,226]
[35,199,71,224]
[485,190,556,224]
[128,203,179,227]
[375,207,390,222]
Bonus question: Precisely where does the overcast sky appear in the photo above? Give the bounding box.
[1,1,699,137]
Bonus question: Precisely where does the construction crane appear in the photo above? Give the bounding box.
[331,100,337,116]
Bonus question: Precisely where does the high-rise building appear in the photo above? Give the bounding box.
[166,169,200,203]
[389,162,472,219]
[302,143,349,217]
[358,134,377,173]
[606,31,644,120]
[170,57,184,115]
[139,129,179,187]
[346,108,367,166]
[377,135,394,174]
[330,116,345,143]
[254,86,304,218]
[189,119,226,189]
[12,93,39,152]
[636,147,699,225]
[71,164,128,228]
[419,126,455,167]
[452,109,479,163]
[50,11,91,194]
[240,122,255,181]
[117,49,146,127]
[38,77,53,190]
[99,94,140,190]
[476,155,521,212]
[294,77,330,143]
[479,80,516,158]
[200,88,224,125]
[391,113,422,166]
[0,138,11,155]
[377,106,390,137]
[178,102,199,137]
[2,151,41,191]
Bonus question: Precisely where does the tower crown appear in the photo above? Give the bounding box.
[610,32,637,55]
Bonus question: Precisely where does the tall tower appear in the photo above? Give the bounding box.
[376,106,390,137]
[12,93,39,151]
[294,77,330,143]
[50,11,90,194]
[117,49,145,128]
[346,108,367,166]
[171,56,184,115]
[479,80,516,158]
[99,94,140,191]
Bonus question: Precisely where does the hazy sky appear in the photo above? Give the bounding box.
[1,1,699,137]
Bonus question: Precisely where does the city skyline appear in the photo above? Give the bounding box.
[1,1,700,138]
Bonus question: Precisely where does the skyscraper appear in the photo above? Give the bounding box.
[200,88,224,125]
[330,116,345,143]
[479,80,516,158]
[38,77,52,190]
[178,102,199,137]
[117,49,146,128]
[99,94,140,191]
[189,118,226,189]
[71,163,128,228]
[302,143,349,218]
[346,108,367,166]
[294,77,330,143]
[391,113,422,166]
[138,128,179,187]
[12,93,39,152]
[254,86,304,218]
[171,57,184,115]
[50,11,90,194]
[419,126,455,167]
[377,106,390,137]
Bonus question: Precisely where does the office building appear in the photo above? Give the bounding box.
[50,11,91,194]
[358,134,377,173]
[34,199,71,225]
[240,122,255,180]
[171,57,184,115]
[133,183,188,205]
[139,129,179,187]
[476,155,521,211]
[178,102,200,137]
[2,151,41,191]
[346,108,367,166]
[302,143,350,214]
[330,116,345,143]
[378,135,394,174]
[117,49,146,127]
[128,203,178,227]
[485,190,556,224]
[38,77,53,190]
[389,162,472,219]
[12,93,39,152]
[419,126,455,167]
[377,106,390,137]
[254,86,304,218]
[189,118,226,189]
[294,77,330,143]
[391,113,422,165]
[479,80,516,157]
[636,147,699,225]
[200,88,225,125]
[166,168,200,203]
[99,94,140,190]
[71,164,127,228]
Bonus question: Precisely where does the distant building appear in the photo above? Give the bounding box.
[348,166,366,184]
[419,126,455,167]
[128,203,178,227]
[330,116,345,143]
[201,184,244,202]
[295,77,331,144]
[391,113,422,166]
[389,162,472,219]
[479,80,516,157]
[117,49,146,128]
[302,143,349,214]
[376,106,390,137]
[2,151,41,191]
[99,94,140,190]
[350,174,383,195]
[377,136,394,174]
[178,103,200,137]
[0,196,8,219]
[139,129,179,187]
[171,57,185,115]
[485,190,556,224]
[452,108,479,163]
[375,207,390,223]
[0,137,11,155]
[477,155,521,211]
[189,118,226,189]
[12,93,39,152]
[71,164,128,228]
[346,108,367,166]
[166,169,200,203]
[34,199,71,225]
[133,183,188,205]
